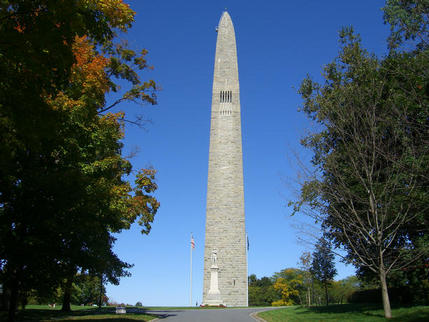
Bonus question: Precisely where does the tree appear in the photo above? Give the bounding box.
[27,274,107,307]
[329,276,360,304]
[42,34,158,313]
[272,268,304,306]
[69,274,106,306]
[298,252,313,306]
[293,24,428,318]
[248,274,280,306]
[0,1,159,319]
[311,236,337,306]
[383,0,429,51]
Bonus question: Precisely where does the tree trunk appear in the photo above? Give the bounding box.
[307,287,311,307]
[61,276,73,312]
[7,279,18,322]
[311,279,315,306]
[380,268,392,318]
[98,274,103,308]
[20,294,27,310]
[324,282,329,306]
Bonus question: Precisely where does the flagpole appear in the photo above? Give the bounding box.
[190,233,193,306]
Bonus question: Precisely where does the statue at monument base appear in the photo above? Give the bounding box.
[203,250,225,306]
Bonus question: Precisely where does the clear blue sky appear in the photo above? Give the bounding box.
[105,0,390,306]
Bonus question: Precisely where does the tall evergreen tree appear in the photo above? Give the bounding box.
[311,236,337,306]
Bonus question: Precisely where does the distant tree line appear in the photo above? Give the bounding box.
[249,238,339,306]
[250,247,429,307]
[249,241,356,307]
[26,274,107,307]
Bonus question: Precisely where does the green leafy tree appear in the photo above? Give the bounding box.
[329,276,360,304]
[293,24,428,318]
[43,33,158,313]
[298,252,313,306]
[248,274,280,306]
[291,3,429,318]
[311,237,337,306]
[73,275,106,306]
[29,274,107,306]
[383,0,429,50]
[0,1,159,319]
[384,2,429,305]
[272,268,305,306]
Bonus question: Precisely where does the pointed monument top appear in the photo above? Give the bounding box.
[220,10,231,20]
[213,9,238,83]
[218,11,234,33]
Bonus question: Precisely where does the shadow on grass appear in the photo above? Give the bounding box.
[4,307,160,321]
[300,303,381,314]
[290,303,429,321]
[390,307,429,322]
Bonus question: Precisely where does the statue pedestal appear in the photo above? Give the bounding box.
[203,265,224,306]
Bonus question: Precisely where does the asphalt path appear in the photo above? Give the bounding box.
[147,307,281,322]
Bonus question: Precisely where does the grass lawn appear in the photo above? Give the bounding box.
[258,304,429,321]
[0,306,158,321]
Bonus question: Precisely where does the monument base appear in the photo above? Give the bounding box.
[203,261,224,306]
[203,289,225,306]
[203,298,225,306]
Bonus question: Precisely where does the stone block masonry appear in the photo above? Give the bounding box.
[202,11,248,307]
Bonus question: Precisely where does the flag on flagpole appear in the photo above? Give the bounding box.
[191,236,195,249]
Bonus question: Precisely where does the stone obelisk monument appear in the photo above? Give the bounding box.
[203,11,248,307]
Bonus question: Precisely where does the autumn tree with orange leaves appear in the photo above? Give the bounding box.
[0,1,159,319]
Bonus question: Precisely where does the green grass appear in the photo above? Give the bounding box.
[258,304,429,321]
[0,306,157,321]
[24,305,99,311]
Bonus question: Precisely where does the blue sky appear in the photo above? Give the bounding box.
[105,0,390,306]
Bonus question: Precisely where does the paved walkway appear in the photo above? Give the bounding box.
[147,307,280,322]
